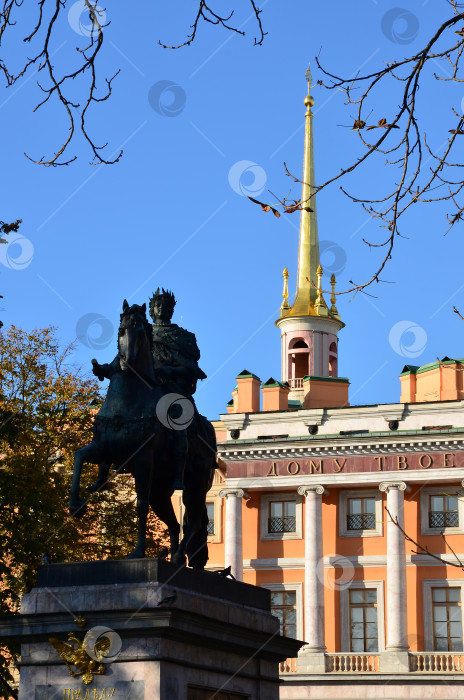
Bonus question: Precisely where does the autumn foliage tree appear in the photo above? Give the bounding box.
[0,326,168,698]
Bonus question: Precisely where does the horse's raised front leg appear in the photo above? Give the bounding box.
[69,442,101,518]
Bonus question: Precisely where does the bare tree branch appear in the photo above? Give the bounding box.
[159,1,266,49]
[0,2,266,164]
[0,0,124,165]
[386,506,464,570]
[268,1,464,296]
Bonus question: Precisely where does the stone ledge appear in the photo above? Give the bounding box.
[36,559,268,610]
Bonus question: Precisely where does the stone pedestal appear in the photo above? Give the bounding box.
[295,650,326,674]
[0,560,303,700]
[379,650,410,673]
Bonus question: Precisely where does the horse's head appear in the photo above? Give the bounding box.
[118,300,152,372]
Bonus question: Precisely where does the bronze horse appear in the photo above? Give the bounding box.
[69,301,216,567]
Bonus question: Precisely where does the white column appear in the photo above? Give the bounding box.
[297,485,327,651]
[379,481,408,651]
[219,488,249,581]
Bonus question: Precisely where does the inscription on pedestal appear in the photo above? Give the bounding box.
[35,681,144,700]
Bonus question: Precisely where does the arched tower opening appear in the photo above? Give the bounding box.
[288,338,309,388]
[329,341,338,377]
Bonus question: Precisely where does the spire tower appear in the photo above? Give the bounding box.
[287,65,322,318]
[275,66,348,407]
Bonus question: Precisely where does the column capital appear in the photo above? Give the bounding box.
[219,488,249,500]
[379,481,408,493]
[297,484,328,496]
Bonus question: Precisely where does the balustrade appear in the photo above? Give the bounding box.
[326,653,379,673]
[410,652,464,672]
[279,652,464,675]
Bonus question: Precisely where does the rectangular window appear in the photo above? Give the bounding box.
[271,590,297,638]
[349,588,379,652]
[206,502,215,535]
[429,495,459,529]
[347,497,376,531]
[432,587,463,651]
[268,500,296,534]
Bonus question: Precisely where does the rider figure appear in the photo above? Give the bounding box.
[90,291,206,492]
[149,288,207,490]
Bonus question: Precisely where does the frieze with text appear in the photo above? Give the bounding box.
[225,452,464,478]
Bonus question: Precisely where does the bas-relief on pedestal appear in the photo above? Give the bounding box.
[1,560,303,700]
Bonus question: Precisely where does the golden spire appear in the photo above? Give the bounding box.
[280,65,321,318]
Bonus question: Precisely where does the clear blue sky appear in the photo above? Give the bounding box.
[1,1,461,419]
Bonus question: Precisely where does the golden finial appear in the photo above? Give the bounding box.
[315,264,328,316]
[305,64,312,88]
[330,273,340,317]
[315,264,323,310]
[304,63,314,115]
[281,267,290,310]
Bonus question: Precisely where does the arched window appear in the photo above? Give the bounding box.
[288,338,310,383]
[329,341,338,377]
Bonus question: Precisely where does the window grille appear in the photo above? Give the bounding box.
[429,495,459,529]
[268,500,297,534]
[347,513,376,530]
[268,516,297,533]
[429,511,459,528]
[347,497,376,531]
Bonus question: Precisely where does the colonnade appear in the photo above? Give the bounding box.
[219,481,409,669]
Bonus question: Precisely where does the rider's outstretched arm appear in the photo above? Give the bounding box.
[91,355,120,381]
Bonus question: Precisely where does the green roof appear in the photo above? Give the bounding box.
[400,357,464,376]
[262,377,290,389]
[303,375,350,384]
[236,369,260,381]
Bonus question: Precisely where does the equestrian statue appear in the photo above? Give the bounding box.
[68,290,217,569]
